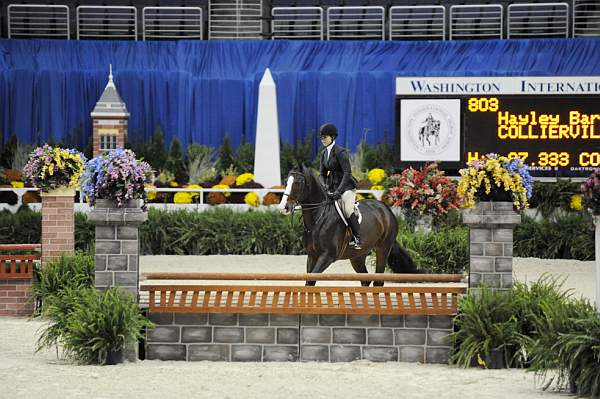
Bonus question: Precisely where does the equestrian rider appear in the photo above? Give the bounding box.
[318,123,361,249]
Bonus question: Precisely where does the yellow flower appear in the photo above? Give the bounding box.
[235,173,254,186]
[370,185,384,191]
[174,192,192,204]
[570,194,583,211]
[367,168,385,185]
[145,185,157,201]
[169,181,178,187]
[212,184,231,197]
[244,192,260,207]
[356,193,365,201]
[184,184,203,200]
[10,181,24,188]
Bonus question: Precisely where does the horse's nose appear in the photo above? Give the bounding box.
[277,199,289,214]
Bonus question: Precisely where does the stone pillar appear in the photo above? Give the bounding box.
[462,201,521,290]
[41,189,75,268]
[88,199,147,301]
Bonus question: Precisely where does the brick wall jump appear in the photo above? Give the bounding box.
[146,312,453,363]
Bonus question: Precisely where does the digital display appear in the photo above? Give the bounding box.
[463,96,600,176]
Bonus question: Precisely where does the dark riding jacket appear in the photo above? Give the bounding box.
[319,143,357,194]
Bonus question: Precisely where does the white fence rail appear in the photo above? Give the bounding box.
[272,7,323,40]
[7,4,70,39]
[143,7,203,40]
[450,4,503,40]
[327,6,385,40]
[389,5,445,40]
[508,2,569,38]
[77,6,137,40]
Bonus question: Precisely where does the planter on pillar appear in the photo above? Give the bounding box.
[462,201,521,290]
[88,199,147,301]
[41,187,75,268]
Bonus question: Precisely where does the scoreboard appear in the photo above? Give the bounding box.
[395,76,600,177]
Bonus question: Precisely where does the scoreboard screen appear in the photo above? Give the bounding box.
[464,96,600,174]
[395,76,600,177]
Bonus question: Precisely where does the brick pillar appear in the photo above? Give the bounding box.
[462,201,521,290]
[88,199,147,301]
[41,189,75,268]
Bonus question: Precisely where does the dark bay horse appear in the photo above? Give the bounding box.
[277,165,418,286]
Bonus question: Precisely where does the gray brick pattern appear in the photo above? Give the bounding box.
[463,201,521,290]
[146,313,453,363]
[90,205,147,299]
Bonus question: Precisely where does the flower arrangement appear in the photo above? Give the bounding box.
[387,163,461,220]
[244,192,259,207]
[23,145,86,192]
[580,169,600,214]
[457,154,532,210]
[367,168,386,185]
[235,173,254,186]
[81,149,154,208]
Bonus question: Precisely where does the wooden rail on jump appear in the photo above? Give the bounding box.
[140,273,466,315]
[0,244,41,279]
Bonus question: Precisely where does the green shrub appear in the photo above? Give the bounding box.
[36,286,87,355]
[525,293,596,393]
[554,316,600,398]
[31,252,94,312]
[450,287,522,368]
[529,180,581,218]
[0,207,41,244]
[514,213,594,260]
[37,287,153,365]
[398,226,468,274]
[140,208,305,255]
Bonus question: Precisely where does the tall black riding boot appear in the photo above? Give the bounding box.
[348,213,361,249]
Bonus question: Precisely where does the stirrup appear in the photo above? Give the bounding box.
[349,236,361,249]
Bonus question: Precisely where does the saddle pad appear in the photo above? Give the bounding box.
[333,201,362,226]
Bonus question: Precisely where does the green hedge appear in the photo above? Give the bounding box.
[139,208,305,255]
[0,206,595,262]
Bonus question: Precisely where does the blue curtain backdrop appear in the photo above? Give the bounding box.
[1,38,599,152]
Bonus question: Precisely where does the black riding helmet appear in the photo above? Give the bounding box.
[319,123,338,139]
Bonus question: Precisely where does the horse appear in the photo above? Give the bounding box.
[418,119,440,147]
[277,164,418,286]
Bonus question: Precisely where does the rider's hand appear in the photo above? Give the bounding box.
[328,191,341,200]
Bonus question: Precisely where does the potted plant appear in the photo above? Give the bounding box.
[81,149,154,209]
[23,144,86,195]
[37,287,153,365]
[457,153,532,211]
[386,163,461,231]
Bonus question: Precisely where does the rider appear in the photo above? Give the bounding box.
[318,123,361,249]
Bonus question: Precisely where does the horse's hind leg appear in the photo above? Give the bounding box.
[350,255,370,287]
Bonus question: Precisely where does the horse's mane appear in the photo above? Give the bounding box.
[300,164,326,196]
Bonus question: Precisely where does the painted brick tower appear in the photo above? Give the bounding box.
[91,65,129,157]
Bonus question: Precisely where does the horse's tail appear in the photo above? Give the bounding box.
[387,241,423,274]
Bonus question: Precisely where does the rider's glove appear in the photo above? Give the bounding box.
[328,191,342,200]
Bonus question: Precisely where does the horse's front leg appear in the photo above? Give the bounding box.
[305,253,336,286]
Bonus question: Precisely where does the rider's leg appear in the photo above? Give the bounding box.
[341,190,361,249]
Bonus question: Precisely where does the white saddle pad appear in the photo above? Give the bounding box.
[333,201,362,226]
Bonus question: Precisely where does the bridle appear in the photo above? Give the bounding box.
[286,171,329,210]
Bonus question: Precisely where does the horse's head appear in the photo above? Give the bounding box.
[277,165,309,215]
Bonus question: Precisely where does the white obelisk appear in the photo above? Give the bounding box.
[253,68,281,188]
